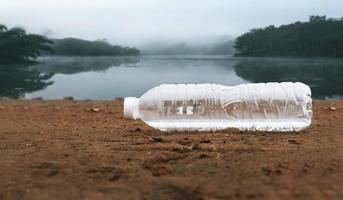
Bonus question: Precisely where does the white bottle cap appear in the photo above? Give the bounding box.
[124,97,139,119]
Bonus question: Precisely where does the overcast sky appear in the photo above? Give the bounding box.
[0,0,342,47]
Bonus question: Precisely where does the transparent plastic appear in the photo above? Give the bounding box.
[124,82,312,132]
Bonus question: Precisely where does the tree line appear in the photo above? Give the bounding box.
[234,16,343,57]
[0,24,140,64]
[0,24,53,64]
[49,38,140,56]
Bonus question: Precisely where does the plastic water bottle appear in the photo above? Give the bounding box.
[124,82,312,132]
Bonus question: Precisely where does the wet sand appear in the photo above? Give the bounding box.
[0,99,342,199]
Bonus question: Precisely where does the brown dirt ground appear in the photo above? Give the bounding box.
[0,99,342,200]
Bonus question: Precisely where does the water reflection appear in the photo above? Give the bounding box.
[0,65,53,98]
[1,56,342,100]
[31,56,140,74]
[233,58,343,99]
[26,56,244,100]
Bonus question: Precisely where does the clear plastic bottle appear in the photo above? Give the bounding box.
[124,82,312,132]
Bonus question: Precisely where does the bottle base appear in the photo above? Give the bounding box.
[146,120,310,132]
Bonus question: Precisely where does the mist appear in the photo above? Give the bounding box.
[1,0,342,48]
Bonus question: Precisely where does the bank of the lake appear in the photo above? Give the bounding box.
[0,99,342,199]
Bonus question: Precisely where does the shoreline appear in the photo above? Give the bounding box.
[0,99,342,199]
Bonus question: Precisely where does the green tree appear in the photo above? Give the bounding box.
[0,24,53,64]
[234,16,343,57]
[50,38,140,56]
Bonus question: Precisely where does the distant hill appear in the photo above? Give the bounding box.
[235,15,343,57]
[48,38,140,56]
[141,40,234,55]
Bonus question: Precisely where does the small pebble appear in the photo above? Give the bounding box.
[261,147,268,151]
[91,108,100,112]
[288,139,300,145]
[198,154,208,159]
[329,107,337,111]
[210,144,217,151]
[63,97,74,101]
[152,137,163,142]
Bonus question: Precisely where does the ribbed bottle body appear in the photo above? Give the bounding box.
[131,83,312,132]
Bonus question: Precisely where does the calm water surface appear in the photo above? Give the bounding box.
[1,55,343,99]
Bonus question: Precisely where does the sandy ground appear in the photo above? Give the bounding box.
[0,99,342,200]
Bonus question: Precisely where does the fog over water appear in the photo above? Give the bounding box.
[0,0,342,47]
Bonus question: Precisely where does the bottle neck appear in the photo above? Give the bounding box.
[124,97,139,119]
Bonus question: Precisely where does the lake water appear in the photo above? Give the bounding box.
[1,55,343,99]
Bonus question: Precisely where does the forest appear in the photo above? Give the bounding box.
[0,24,53,64]
[50,38,140,56]
[0,24,140,64]
[234,16,343,57]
